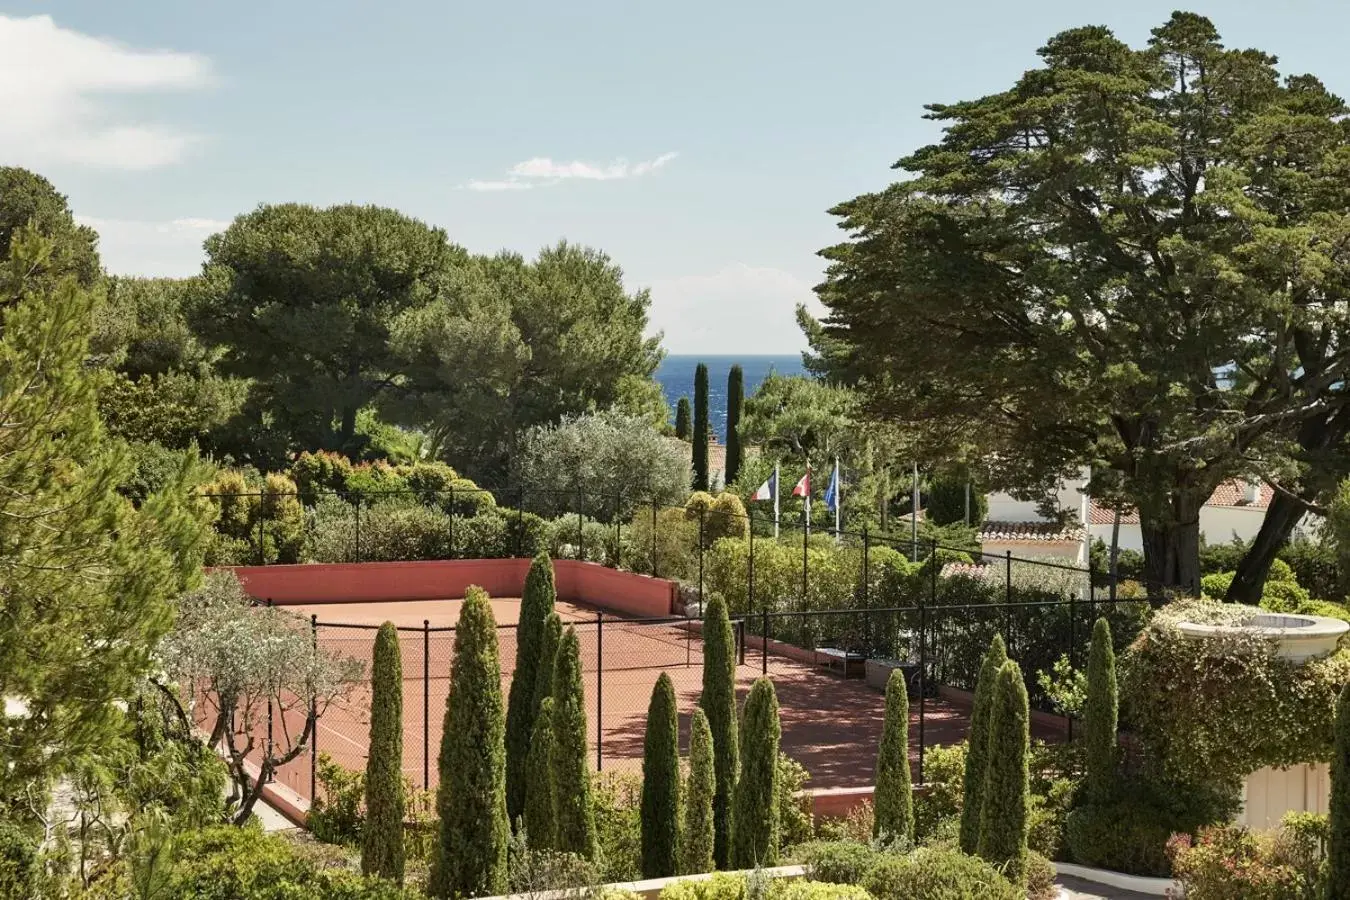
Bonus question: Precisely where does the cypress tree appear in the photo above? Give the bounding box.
[959,634,1007,854]
[977,661,1030,886]
[550,627,597,860]
[699,593,739,869]
[524,698,559,850]
[531,612,563,717]
[693,362,710,491]
[506,552,556,826]
[731,678,780,868]
[682,707,716,875]
[873,668,914,844]
[1330,683,1350,899]
[430,587,508,899]
[676,396,692,440]
[362,622,406,882]
[725,365,744,485]
[641,673,681,877]
[1083,617,1118,804]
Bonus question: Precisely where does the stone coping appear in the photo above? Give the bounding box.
[1052,862,1177,896]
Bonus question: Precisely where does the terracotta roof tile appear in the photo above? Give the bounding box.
[1086,479,1271,525]
[941,562,991,579]
[978,520,1085,543]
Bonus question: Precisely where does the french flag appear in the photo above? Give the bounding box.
[792,469,810,498]
[751,469,777,501]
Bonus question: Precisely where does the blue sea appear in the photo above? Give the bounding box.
[656,355,805,441]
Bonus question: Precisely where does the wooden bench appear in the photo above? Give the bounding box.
[813,647,867,679]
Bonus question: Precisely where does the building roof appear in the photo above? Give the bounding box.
[1086,479,1273,526]
[940,561,991,579]
[978,520,1085,543]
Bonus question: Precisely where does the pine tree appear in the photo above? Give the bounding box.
[977,661,1030,886]
[699,593,739,868]
[506,552,556,826]
[1084,618,1118,804]
[430,587,509,898]
[873,668,914,844]
[362,622,406,881]
[0,225,209,803]
[1331,683,1350,899]
[531,612,564,717]
[725,365,744,485]
[524,698,559,851]
[682,707,716,875]
[676,396,692,440]
[641,673,681,877]
[693,362,710,491]
[550,627,597,860]
[731,678,780,868]
[959,634,1007,854]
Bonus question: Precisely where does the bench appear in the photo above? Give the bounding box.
[813,647,867,679]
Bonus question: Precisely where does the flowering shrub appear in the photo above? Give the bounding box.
[1167,816,1328,899]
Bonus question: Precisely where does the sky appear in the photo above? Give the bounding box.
[3,2,1350,354]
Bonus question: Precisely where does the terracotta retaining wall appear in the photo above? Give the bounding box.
[220,558,679,618]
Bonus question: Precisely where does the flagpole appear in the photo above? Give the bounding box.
[773,462,780,540]
[804,462,811,537]
[834,456,841,538]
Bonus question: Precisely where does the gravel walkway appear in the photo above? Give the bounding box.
[1057,874,1161,900]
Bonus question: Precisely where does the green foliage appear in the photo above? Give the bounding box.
[551,627,598,861]
[642,673,682,877]
[1084,618,1118,805]
[924,474,986,527]
[593,771,644,882]
[506,826,599,895]
[707,492,750,545]
[517,410,691,521]
[1122,599,1350,792]
[683,707,716,876]
[363,622,405,882]
[507,553,556,827]
[531,613,564,718]
[1281,539,1341,604]
[1170,819,1328,900]
[431,586,509,898]
[959,635,1006,854]
[524,698,558,851]
[778,752,814,853]
[659,872,746,900]
[1200,571,1235,599]
[309,753,366,845]
[803,840,884,884]
[700,593,740,868]
[0,227,211,801]
[676,396,692,440]
[0,167,100,287]
[290,450,356,505]
[976,661,1030,885]
[1261,579,1313,613]
[914,742,966,843]
[1064,798,1177,877]
[873,669,914,844]
[0,819,39,898]
[694,362,710,491]
[727,365,745,484]
[1332,683,1350,897]
[861,848,1021,900]
[733,678,781,867]
[1024,851,1058,900]
[775,882,873,900]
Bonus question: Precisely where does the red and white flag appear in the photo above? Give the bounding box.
[791,469,810,498]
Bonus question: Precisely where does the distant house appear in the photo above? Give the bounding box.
[667,435,757,492]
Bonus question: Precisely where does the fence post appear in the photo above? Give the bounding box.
[738,618,747,666]
[266,598,274,780]
[1004,550,1013,645]
[614,494,622,568]
[354,499,361,564]
[801,519,809,612]
[698,507,706,611]
[448,486,456,559]
[762,607,770,677]
[862,527,871,651]
[650,500,659,577]
[516,490,525,558]
[918,571,927,785]
[1066,593,1076,743]
[310,614,318,801]
[748,511,755,623]
[423,619,431,790]
[596,612,604,772]
[576,493,585,561]
[256,489,267,566]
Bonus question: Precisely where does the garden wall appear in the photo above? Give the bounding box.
[220,558,679,617]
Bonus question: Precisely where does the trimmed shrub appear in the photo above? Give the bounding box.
[778,752,815,852]
[700,593,739,869]
[976,660,1030,885]
[1025,851,1057,900]
[1083,618,1117,805]
[861,848,1021,900]
[1168,822,1325,900]
[507,553,556,826]
[873,668,914,844]
[1332,682,1350,898]
[1269,557,1297,583]
[1260,579,1312,613]
[676,396,692,440]
[642,673,682,877]
[531,612,563,716]
[1200,571,1234,599]
[732,677,781,867]
[1063,798,1174,877]
[925,474,987,527]
[726,365,744,485]
[708,492,750,544]
[431,586,509,898]
[802,840,881,884]
[959,634,1006,854]
[594,771,644,883]
[552,627,597,860]
[659,872,745,900]
[694,362,710,491]
[914,742,965,843]
[775,883,873,900]
[362,622,405,882]
[524,698,558,851]
[683,707,716,875]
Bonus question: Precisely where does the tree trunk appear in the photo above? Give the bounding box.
[1139,493,1203,598]
[339,404,358,446]
[1226,491,1308,604]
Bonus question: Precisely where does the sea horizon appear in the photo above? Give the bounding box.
[656,353,805,441]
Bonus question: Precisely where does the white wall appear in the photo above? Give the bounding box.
[1090,511,1323,556]
[1088,523,1144,554]
[985,467,1090,524]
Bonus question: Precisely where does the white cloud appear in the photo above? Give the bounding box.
[462,151,677,191]
[76,215,224,276]
[0,15,211,170]
[645,263,826,355]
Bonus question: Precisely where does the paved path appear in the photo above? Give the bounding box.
[1057,875,1159,900]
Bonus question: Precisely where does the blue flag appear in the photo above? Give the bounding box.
[824,462,841,514]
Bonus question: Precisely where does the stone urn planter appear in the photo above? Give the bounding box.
[865,658,921,699]
[1176,610,1349,829]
